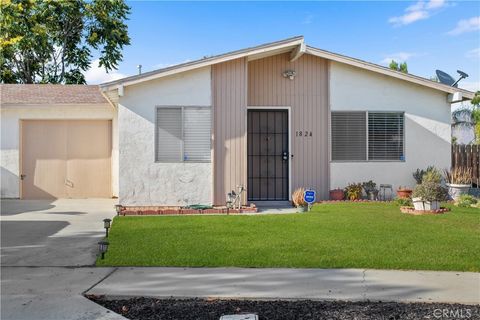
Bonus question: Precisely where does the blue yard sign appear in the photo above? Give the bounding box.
[304,190,316,204]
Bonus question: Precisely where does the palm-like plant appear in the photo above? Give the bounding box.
[452,91,480,144]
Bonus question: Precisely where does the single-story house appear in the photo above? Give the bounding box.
[0,36,474,206]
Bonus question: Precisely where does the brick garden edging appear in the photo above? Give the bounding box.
[118,206,258,216]
[400,206,450,215]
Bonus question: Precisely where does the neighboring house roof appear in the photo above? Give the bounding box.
[0,84,108,106]
[100,36,475,100]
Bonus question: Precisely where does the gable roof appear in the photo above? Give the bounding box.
[1,84,108,106]
[100,36,475,100]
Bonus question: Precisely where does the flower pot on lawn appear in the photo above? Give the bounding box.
[396,189,412,199]
[412,197,440,211]
[446,183,470,201]
[329,189,344,201]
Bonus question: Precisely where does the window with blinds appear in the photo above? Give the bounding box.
[156,106,211,162]
[368,112,404,161]
[331,111,404,162]
[331,112,367,161]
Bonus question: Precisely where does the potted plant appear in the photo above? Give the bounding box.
[412,166,436,184]
[345,183,362,201]
[396,186,412,199]
[292,187,307,212]
[329,188,344,201]
[362,180,378,200]
[412,182,448,211]
[444,167,472,201]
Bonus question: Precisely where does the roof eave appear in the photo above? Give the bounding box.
[305,46,475,100]
[100,36,305,91]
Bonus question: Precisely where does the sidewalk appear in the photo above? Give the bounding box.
[1,267,127,320]
[87,267,480,305]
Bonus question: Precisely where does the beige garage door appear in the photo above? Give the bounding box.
[21,120,112,199]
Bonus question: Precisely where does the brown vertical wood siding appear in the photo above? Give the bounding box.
[248,53,330,199]
[212,58,248,205]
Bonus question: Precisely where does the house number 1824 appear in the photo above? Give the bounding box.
[295,131,313,137]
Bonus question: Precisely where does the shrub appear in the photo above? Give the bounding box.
[362,180,377,194]
[292,188,306,207]
[413,166,438,184]
[444,167,472,185]
[394,197,413,207]
[455,194,478,208]
[422,168,442,184]
[413,166,442,184]
[412,182,448,202]
[345,183,363,200]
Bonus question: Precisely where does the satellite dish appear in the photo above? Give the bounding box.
[435,69,469,87]
[436,70,456,86]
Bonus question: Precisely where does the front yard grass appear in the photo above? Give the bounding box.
[97,202,480,271]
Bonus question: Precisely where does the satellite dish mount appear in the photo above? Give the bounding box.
[435,69,468,87]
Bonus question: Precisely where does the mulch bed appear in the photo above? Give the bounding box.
[88,296,480,320]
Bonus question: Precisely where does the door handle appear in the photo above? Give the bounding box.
[65,179,74,188]
[282,152,289,161]
[20,174,26,180]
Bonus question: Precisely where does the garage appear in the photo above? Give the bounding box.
[1,84,117,199]
[20,120,112,199]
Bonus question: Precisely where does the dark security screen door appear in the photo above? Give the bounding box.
[248,110,289,201]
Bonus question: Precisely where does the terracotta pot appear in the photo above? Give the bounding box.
[329,189,344,201]
[396,189,412,199]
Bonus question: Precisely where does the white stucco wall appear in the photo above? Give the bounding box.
[118,66,212,206]
[329,62,452,191]
[0,105,118,198]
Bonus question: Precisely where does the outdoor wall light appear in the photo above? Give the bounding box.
[282,70,296,80]
[103,218,112,237]
[114,204,123,216]
[98,240,109,260]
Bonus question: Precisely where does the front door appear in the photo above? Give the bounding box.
[247,110,289,201]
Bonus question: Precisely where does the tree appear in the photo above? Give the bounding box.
[389,60,408,74]
[0,0,130,84]
[452,91,480,144]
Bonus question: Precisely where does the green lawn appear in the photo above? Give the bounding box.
[97,202,480,271]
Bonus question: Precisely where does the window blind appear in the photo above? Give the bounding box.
[184,107,211,161]
[331,112,367,161]
[156,106,211,162]
[368,112,404,161]
[156,107,182,162]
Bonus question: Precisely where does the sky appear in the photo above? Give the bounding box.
[84,0,480,93]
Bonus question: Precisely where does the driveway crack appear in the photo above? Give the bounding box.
[361,269,368,301]
[82,267,118,295]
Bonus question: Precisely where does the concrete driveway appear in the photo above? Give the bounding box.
[1,199,116,266]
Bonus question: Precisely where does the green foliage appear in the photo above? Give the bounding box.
[361,180,377,193]
[412,182,448,202]
[455,194,478,208]
[345,183,363,200]
[389,60,399,71]
[413,166,440,184]
[97,202,480,271]
[399,62,408,73]
[389,60,408,73]
[471,91,480,107]
[394,197,413,207]
[0,0,131,84]
[422,168,442,184]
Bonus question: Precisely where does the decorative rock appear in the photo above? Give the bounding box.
[400,206,450,215]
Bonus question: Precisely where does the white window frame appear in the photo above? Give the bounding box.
[330,110,405,163]
[155,105,212,163]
